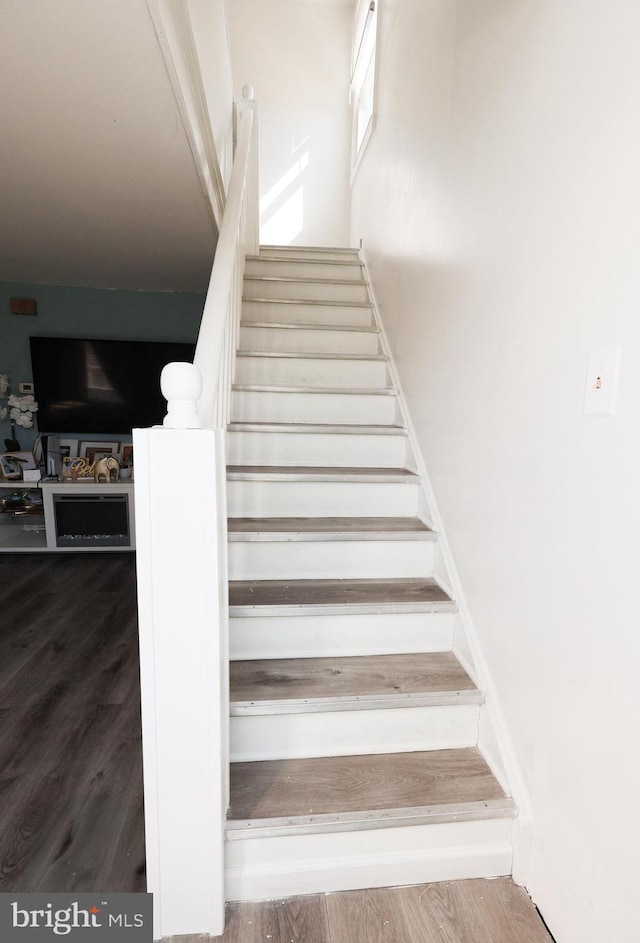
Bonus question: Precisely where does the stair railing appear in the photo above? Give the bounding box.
[133,88,258,940]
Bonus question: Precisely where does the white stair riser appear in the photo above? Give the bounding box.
[229,611,454,660]
[227,480,420,518]
[259,247,360,262]
[235,356,388,389]
[244,278,369,304]
[231,390,399,425]
[242,300,373,327]
[225,818,513,901]
[228,538,435,581]
[228,430,407,468]
[239,325,379,355]
[230,704,480,761]
[246,259,364,282]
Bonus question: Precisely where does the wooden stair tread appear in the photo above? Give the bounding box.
[245,274,366,286]
[244,297,372,308]
[230,652,478,709]
[237,350,386,361]
[249,253,360,265]
[227,517,432,537]
[228,421,406,435]
[240,320,378,333]
[227,465,419,482]
[232,384,398,395]
[229,577,452,610]
[228,748,512,834]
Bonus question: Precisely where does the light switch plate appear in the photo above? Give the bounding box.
[583,345,621,416]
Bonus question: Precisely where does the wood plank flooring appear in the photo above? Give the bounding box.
[325,879,554,943]
[165,878,553,943]
[230,652,477,704]
[0,553,144,892]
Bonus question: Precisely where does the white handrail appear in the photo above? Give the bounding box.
[193,103,254,429]
[161,92,257,432]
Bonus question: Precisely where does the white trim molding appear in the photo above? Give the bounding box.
[146,0,227,228]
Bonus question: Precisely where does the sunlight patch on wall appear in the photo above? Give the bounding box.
[259,148,309,245]
[260,186,304,245]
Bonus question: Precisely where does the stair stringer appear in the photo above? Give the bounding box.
[359,245,534,882]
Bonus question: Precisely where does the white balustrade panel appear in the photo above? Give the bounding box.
[134,427,229,937]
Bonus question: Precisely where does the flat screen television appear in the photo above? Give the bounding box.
[30,336,196,434]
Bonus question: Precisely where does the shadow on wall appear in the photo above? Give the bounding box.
[259,131,310,245]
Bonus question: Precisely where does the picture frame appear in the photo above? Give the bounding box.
[0,451,36,480]
[120,443,133,466]
[79,441,118,465]
[59,438,79,458]
[0,454,22,480]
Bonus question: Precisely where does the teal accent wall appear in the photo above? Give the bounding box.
[0,281,205,451]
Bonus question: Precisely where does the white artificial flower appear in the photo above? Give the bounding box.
[11,409,33,428]
[19,394,37,412]
[7,394,37,413]
[0,380,37,429]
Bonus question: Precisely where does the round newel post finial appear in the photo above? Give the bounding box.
[161,362,203,429]
[242,84,255,101]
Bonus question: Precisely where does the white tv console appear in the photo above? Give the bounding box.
[0,480,135,552]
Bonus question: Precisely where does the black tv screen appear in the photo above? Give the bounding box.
[30,336,196,434]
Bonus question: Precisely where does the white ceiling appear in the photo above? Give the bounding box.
[0,0,216,292]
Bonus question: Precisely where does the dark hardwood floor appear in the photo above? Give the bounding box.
[0,553,145,892]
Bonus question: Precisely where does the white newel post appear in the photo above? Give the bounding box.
[134,364,228,939]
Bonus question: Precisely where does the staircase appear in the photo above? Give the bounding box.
[224,245,515,901]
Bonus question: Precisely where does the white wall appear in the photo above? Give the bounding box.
[351,1,640,941]
[227,0,352,247]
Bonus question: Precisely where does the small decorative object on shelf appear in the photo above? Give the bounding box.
[0,374,38,451]
[94,455,120,483]
[0,488,43,517]
[62,457,100,480]
[0,451,37,481]
[0,454,23,481]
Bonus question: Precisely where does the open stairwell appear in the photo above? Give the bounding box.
[224,246,515,902]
